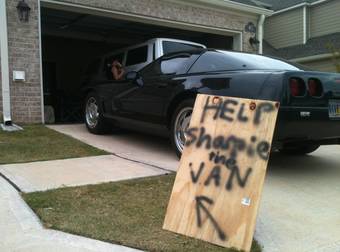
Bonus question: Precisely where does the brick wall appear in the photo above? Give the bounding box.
[0,66,2,121]
[5,0,42,123]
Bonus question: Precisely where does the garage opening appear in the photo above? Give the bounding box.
[41,6,234,123]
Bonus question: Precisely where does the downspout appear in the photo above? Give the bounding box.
[38,0,45,124]
[0,0,12,125]
[257,14,266,54]
[302,5,308,44]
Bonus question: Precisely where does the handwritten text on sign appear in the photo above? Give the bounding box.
[163,95,279,252]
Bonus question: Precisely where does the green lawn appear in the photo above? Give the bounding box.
[0,125,107,164]
[23,175,261,252]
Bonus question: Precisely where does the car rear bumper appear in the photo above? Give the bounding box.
[274,106,340,144]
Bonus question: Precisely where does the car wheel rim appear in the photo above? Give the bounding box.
[174,107,192,154]
[86,97,99,128]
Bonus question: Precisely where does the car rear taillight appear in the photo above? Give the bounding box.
[308,78,323,97]
[289,78,306,97]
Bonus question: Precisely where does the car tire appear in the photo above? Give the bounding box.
[84,92,109,134]
[170,99,195,158]
[278,144,320,155]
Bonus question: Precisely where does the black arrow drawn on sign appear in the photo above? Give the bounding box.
[195,196,227,241]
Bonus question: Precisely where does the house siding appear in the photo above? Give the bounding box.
[264,8,303,48]
[304,58,338,73]
[310,0,340,38]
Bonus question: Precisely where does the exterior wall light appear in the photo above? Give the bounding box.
[245,22,260,47]
[249,37,260,46]
[17,0,31,22]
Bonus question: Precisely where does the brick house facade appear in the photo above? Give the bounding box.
[0,0,272,124]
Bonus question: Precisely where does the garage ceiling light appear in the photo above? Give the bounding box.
[17,0,31,22]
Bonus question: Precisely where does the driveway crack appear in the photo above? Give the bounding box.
[110,153,175,174]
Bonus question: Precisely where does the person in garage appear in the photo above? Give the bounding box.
[111,59,125,80]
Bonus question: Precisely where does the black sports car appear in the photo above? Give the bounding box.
[83,49,340,157]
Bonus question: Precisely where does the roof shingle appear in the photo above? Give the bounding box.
[264,33,340,59]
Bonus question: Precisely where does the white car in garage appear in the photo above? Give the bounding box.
[105,38,207,73]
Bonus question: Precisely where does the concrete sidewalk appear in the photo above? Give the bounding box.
[0,176,140,252]
[0,155,170,193]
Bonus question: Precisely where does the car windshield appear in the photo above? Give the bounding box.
[189,50,305,73]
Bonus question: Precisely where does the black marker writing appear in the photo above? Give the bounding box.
[200,97,275,125]
[186,127,270,161]
[225,159,253,191]
[254,102,275,125]
[190,162,205,183]
[196,196,227,241]
[204,166,221,187]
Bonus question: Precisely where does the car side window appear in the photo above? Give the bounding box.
[126,46,148,66]
[104,53,125,80]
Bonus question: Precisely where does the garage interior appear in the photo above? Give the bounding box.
[41,6,234,123]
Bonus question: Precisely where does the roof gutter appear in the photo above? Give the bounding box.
[0,0,12,125]
[291,53,337,63]
[272,0,329,15]
[167,0,273,16]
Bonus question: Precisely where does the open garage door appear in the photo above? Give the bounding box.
[40,5,235,123]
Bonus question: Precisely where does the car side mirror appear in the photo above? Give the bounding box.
[126,71,143,87]
[125,71,138,81]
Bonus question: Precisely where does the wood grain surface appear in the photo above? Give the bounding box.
[163,94,279,252]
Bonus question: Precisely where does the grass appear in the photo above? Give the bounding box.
[23,175,261,252]
[0,125,107,164]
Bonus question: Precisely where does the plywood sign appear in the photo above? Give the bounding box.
[163,94,279,252]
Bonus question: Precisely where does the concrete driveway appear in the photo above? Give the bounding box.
[48,124,178,171]
[48,124,340,252]
[257,148,340,252]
